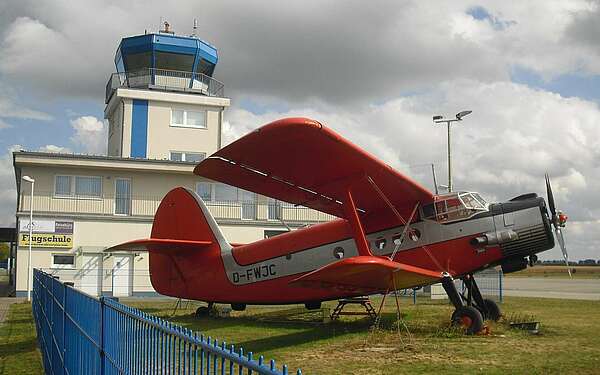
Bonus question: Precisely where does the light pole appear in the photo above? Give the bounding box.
[433,110,472,192]
[22,175,35,302]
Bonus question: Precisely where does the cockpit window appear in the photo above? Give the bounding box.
[422,192,488,223]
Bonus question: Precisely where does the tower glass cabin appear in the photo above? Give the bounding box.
[106,32,222,103]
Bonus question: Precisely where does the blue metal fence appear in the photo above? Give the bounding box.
[32,269,301,375]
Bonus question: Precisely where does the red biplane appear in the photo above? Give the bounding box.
[108,117,569,334]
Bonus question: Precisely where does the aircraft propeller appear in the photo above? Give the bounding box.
[545,173,571,277]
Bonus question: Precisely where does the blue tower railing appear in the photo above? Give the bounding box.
[32,269,301,375]
[105,68,225,103]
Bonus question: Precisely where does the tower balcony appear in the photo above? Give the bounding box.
[105,68,225,104]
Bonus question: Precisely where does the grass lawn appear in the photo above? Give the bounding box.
[5,296,599,374]
[128,296,600,374]
[0,303,43,375]
[507,265,600,279]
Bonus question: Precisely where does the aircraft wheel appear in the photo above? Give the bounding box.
[482,299,501,321]
[452,306,484,335]
[195,306,210,317]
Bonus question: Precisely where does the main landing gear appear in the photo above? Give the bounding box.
[195,302,214,317]
[441,273,501,334]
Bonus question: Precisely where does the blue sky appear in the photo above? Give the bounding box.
[1,1,600,260]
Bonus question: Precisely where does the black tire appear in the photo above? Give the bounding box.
[195,306,210,317]
[452,306,484,335]
[482,299,501,321]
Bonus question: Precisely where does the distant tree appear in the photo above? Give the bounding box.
[0,242,8,261]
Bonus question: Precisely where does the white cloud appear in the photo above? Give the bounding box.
[1,1,599,103]
[38,144,71,153]
[0,86,52,121]
[69,116,107,155]
[0,118,13,129]
[0,145,21,227]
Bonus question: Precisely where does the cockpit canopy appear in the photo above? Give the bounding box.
[422,192,488,223]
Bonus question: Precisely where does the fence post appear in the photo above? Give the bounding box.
[62,279,66,373]
[99,296,105,375]
[498,269,503,303]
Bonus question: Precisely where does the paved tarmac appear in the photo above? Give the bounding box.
[503,277,600,300]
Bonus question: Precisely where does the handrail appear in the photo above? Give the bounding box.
[106,67,225,103]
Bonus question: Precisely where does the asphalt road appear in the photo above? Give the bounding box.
[503,277,600,300]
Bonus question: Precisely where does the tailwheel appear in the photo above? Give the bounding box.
[482,299,501,321]
[452,306,484,335]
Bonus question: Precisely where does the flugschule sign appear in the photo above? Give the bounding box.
[19,219,74,248]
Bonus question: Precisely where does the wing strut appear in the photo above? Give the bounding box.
[342,188,373,257]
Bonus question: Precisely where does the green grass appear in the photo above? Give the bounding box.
[128,297,600,374]
[0,303,43,375]
[6,297,600,374]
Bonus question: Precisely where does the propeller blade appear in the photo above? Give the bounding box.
[545,173,556,218]
[555,227,571,278]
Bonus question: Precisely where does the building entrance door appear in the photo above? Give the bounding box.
[112,255,132,297]
[79,254,102,296]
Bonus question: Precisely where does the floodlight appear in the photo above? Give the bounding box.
[433,115,444,121]
[456,110,472,120]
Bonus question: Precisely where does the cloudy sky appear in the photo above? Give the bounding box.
[1,0,599,260]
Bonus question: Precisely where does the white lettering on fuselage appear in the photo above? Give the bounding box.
[232,264,277,284]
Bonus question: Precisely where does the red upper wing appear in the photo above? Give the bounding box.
[194,118,434,218]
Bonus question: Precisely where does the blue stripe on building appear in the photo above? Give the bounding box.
[131,99,148,158]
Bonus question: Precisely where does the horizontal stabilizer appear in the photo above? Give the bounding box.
[105,238,212,254]
[289,256,441,293]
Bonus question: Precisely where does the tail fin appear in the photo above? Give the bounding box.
[106,187,230,297]
[106,187,230,253]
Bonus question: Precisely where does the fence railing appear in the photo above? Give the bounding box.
[32,269,301,375]
[106,68,225,103]
[19,191,335,224]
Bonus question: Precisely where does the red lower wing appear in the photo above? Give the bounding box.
[289,256,441,294]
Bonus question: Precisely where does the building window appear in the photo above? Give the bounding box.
[55,175,102,198]
[268,198,282,220]
[52,254,75,269]
[215,183,238,203]
[196,182,212,201]
[55,176,72,196]
[115,178,131,215]
[170,108,207,128]
[170,151,206,163]
[240,189,257,220]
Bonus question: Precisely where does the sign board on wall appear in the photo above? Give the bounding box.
[19,219,74,248]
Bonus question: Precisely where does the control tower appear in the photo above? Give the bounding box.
[104,23,230,161]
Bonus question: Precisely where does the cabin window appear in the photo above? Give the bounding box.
[422,192,488,224]
[375,238,387,250]
[392,234,404,246]
[409,229,421,242]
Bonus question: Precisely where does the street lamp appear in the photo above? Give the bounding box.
[433,110,472,192]
[22,175,35,302]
